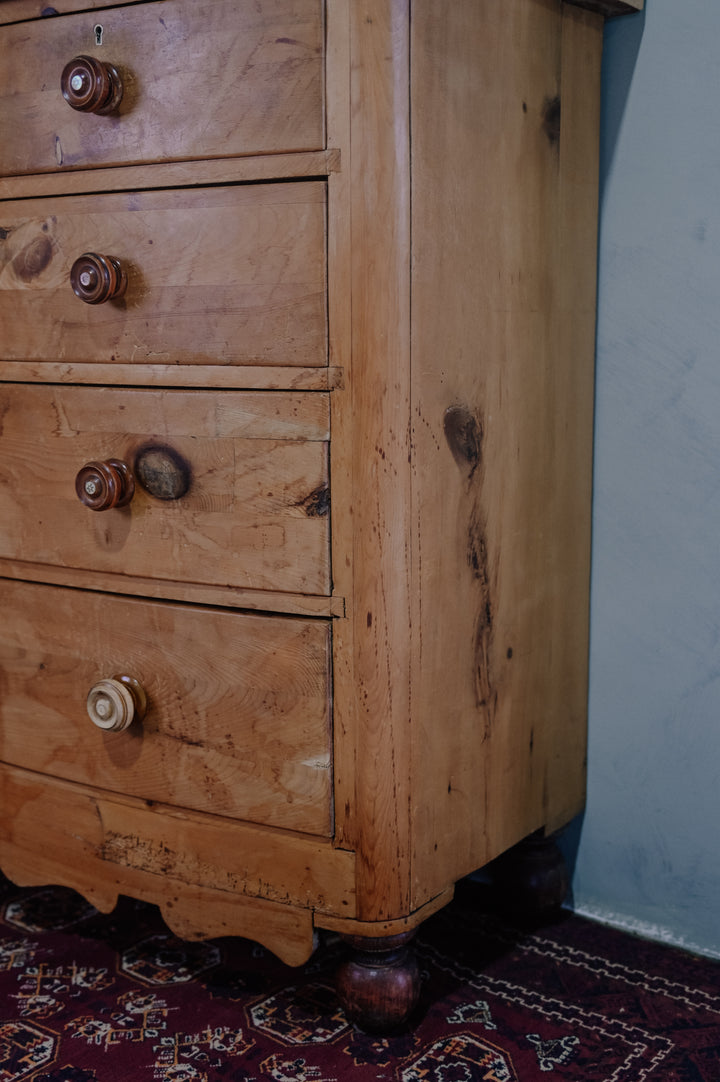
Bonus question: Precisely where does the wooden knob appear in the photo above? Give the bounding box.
[75,459,135,511]
[61,54,123,114]
[87,676,147,732]
[71,252,127,305]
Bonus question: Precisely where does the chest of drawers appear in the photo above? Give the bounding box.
[0,0,639,1030]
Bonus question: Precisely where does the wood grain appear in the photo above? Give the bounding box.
[345,0,413,923]
[0,362,341,391]
[0,150,341,203]
[0,579,333,835]
[407,0,600,903]
[0,0,612,975]
[317,887,453,939]
[324,0,356,851]
[0,0,644,33]
[0,559,345,619]
[0,384,330,595]
[0,0,324,174]
[543,1,603,832]
[0,2,147,25]
[0,764,358,964]
[0,183,327,367]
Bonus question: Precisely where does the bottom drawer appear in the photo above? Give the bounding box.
[0,579,332,836]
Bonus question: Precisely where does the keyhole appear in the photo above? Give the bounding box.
[94,24,103,46]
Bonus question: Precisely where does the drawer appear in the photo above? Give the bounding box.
[0,579,333,836]
[0,183,327,366]
[0,384,330,595]
[0,0,324,176]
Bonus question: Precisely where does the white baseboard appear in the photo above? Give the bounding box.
[568,902,720,962]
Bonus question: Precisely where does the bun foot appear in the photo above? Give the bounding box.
[492,830,569,917]
[336,930,420,1032]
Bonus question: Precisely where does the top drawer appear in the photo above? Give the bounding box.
[0,0,325,177]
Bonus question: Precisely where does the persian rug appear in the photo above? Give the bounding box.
[0,873,718,1081]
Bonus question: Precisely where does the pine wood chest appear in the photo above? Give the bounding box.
[0,0,640,1028]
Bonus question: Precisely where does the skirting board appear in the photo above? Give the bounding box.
[568,902,720,962]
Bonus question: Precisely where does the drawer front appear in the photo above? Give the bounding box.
[0,384,330,595]
[0,580,333,835]
[0,0,324,176]
[0,183,327,366]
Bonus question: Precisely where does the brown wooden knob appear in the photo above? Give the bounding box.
[87,676,147,732]
[61,54,123,114]
[71,252,127,305]
[75,459,135,511]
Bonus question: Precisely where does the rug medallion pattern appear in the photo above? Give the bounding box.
[0,876,718,1080]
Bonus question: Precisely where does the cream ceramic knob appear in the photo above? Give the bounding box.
[86,675,147,732]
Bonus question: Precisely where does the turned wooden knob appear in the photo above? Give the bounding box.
[61,54,123,114]
[87,676,147,732]
[71,252,127,305]
[75,459,135,511]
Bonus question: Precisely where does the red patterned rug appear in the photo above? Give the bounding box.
[0,873,718,1081]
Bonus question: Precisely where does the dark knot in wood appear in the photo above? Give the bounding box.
[543,95,561,146]
[134,443,192,501]
[443,405,483,476]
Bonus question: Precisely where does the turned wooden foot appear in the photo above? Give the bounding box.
[491,830,569,917]
[336,930,420,1032]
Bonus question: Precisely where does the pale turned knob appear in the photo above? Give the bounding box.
[61,55,123,114]
[87,676,147,732]
[71,252,128,305]
[75,459,135,511]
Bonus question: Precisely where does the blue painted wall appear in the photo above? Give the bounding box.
[569,0,720,957]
